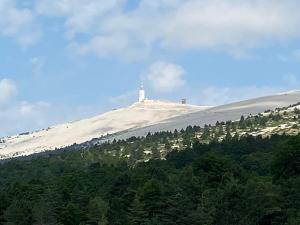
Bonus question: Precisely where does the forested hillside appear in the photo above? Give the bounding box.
[1,132,300,225]
[52,102,300,165]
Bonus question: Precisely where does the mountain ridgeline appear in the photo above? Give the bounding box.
[2,90,300,160]
[45,101,300,164]
[1,103,300,224]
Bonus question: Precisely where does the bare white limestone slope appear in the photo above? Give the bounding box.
[1,91,300,160]
[108,91,300,141]
[0,100,206,159]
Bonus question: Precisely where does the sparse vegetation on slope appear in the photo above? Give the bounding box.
[1,104,300,225]
[74,102,300,164]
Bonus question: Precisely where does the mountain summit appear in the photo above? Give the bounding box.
[1,90,300,160]
[0,99,206,159]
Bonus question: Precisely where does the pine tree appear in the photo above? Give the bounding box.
[239,116,247,129]
[3,199,33,225]
[218,125,225,136]
[225,131,232,141]
[231,123,237,132]
[128,196,148,225]
[87,196,108,225]
[151,147,161,160]
[164,141,172,152]
[32,199,57,225]
[173,129,178,138]
[232,132,239,141]
[201,124,211,139]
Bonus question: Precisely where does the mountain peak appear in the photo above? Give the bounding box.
[2,90,300,160]
[0,99,204,160]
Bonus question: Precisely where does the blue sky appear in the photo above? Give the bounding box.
[1,0,300,136]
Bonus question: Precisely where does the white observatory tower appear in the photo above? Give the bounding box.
[139,83,146,102]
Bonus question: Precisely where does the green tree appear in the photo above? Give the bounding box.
[201,125,211,139]
[32,199,57,225]
[151,147,161,160]
[218,125,224,136]
[3,199,33,225]
[58,203,83,225]
[128,196,148,225]
[87,196,108,225]
[225,131,232,141]
[272,137,300,180]
[140,180,164,220]
[239,115,247,129]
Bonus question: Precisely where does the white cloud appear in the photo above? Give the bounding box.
[109,90,137,107]
[36,0,125,36]
[0,78,111,136]
[0,100,110,137]
[0,79,17,106]
[30,56,45,76]
[0,100,52,136]
[159,1,300,50]
[0,0,40,46]
[283,74,299,88]
[197,74,300,106]
[71,34,149,61]
[0,79,51,135]
[146,61,185,92]
[277,49,300,62]
[35,0,300,59]
[291,50,300,62]
[198,85,281,106]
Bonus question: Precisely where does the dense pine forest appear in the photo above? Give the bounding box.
[0,131,300,225]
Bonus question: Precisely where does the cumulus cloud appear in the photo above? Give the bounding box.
[30,56,45,76]
[0,79,17,106]
[0,78,110,136]
[71,34,149,61]
[291,50,300,62]
[198,85,281,106]
[0,100,53,136]
[36,0,125,36]
[109,90,137,107]
[0,78,52,135]
[277,49,300,62]
[159,1,300,50]
[197,74,300,106]
[283,74,300,88]
[35,0,300,59]
[0,99,110,137]
[146,61,185,92]
[0,0,40,46]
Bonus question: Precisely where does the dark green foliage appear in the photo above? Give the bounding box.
[201,124,211,139]
[3,199,33,225]
[272,136,300,180]
[87,196,108,225]
[239,115,247,129]
[0,133,300,225]
[151,147,161,160]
